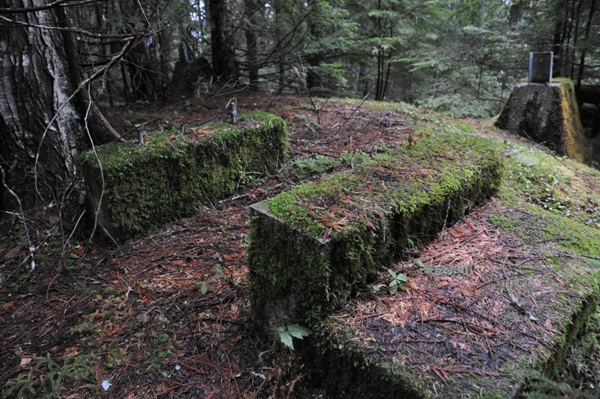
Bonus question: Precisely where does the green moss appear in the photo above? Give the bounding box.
[266,133,502,242]
[450,120,477,133]
[80,134,200,239]
[498,143,600,231]
[554,80,587,163]
[79,111,287,241]
[249,130,504,330]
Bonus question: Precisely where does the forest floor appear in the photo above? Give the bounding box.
[1,88,599,399]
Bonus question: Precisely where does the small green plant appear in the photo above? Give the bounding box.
[195,280,209,294]
[388,269,408,295]
[378,140,388,152]
[277,324,312,350]
[3,371,37,398]
[3,354,97,398]
[520,370,597,399]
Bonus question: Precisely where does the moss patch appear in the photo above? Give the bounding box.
[248,131,503,331]
[498,142,600,233]
[79,111,288,242]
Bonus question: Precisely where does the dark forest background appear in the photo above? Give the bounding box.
[1,0,600,212]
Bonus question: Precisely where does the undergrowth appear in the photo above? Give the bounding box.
[3,354,98,398]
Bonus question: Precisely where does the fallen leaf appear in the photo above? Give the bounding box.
[224,252,244,261]
[430,366,448,383]
[229,304,240,319]
[554,276,565,287]
[2,246,20,261]
[544,318,558,332]
[64,346,80,357]
[231,333,244,343]
[20,357,33,366]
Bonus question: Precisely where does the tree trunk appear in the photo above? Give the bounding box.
[570,0,584,79]
[0,1,121,211]
[244,0,260,90]
[552,0,568,76]
[207,0,238,80]
[576,0,597,92]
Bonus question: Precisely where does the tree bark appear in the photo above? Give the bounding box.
[576,0,597,92]
[552,0,568,76]
[244,0,260,90]
[0,1,121,211]
[570,0,584,79]
[207,0,238,80]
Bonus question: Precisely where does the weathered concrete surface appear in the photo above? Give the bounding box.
[248,132,504,333]
[496,82,588,163]
[300,211,600,398]
[248,120,600,398]
[80,111,288,242]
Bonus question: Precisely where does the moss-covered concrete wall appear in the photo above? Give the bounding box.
[248,132,504,332]
[496,80,587,163]
[79,111,287,242]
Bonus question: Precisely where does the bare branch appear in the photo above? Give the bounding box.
[0,14,138,39]
[83,85,105,243]
[33,38,132,197]
[0,0,104,14]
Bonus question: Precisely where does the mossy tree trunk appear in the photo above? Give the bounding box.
[0,1,121,211]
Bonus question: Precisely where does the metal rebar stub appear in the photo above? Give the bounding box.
[227,98,238,124]
[136,124,145,145]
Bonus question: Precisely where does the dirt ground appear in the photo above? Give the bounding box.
[0,88,598,398]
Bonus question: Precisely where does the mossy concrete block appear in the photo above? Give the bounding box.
[248,132,504,331]
[302,249,600,398]
[496,81,587,162]
[80,111,287,242]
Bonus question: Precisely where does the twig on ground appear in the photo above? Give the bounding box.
[501,257,527,316]
[293,56,321,126]
[332,85,375,139]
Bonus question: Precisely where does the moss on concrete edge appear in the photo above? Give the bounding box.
[79,111,288,242]
[248,132,504,332]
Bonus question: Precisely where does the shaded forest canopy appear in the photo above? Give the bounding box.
[93,0,598,116]
[3,0,600,116]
